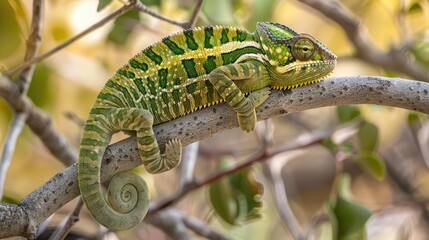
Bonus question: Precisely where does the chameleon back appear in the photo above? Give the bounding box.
[95,26,262,124]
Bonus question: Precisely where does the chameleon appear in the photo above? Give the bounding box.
[78,22,337,230]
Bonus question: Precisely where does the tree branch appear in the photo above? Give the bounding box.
[297,0,429,82]
[0,76,428,238]
[0,75,78,166]
[0,0,44,200]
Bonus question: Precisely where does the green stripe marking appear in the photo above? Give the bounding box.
[181,59,198,78]
[220,28,229,44]
[161,92,169,105]
[162,38,185,55]
[144,47,163,65]
[84,124,109,136]
[99,92,126,107]
[81,138,107,146]
[172,89,180,102]
[204,27,214,48]
[205,80,215,103]
[203,55,217,74]
[158,68,168,88]
[130,88,139,99]
[221,46,260,65]
[184,29,199,50]
[232,29,247,42]
[241,63,250,76]
[129,58,148,71]
[228,65,239,77]
[138,136,155,145]
[134,78,147,95]
[193,92,202,106]
[146,78,156,95]
[106,81,136,107]
[186,82,197,94]
[117,69,135,79]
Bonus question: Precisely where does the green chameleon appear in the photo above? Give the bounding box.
[78,22,337,230]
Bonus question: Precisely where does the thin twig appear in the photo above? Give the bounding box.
[297,0,429,82]
[0,113,26,199]
[149,129,334,213]
[147,208,229,240]
[4,1,135,77]
[179,142,199,192]
[48,198,84,240]
[5,0,205,77]
[0,76,77,166]
[263,162,304,240]
[184,0,205,29]
[0,0,44,199]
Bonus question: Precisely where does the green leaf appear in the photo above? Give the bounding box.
[407,2,423,14]
[27,64,53,108]
[331,175,372,240]
[208,156,263,225]
[209,172,238,225]
[407,112,421,124]
[411,37,429,68]
[357,121,378,152]
[322,138,337,152]
[334,196,371,240]
[358,152,386,180]
[337,105,361,123]
[107,10,140,44]
[97,0,113,12]
[1,192,20,204]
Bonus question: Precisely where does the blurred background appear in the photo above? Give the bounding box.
[1,0,429,239]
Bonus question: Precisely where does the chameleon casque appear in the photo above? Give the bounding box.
[78,22,337,230]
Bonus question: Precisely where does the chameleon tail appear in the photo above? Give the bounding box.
[78,110,149,230]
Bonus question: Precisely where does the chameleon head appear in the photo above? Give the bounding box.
[255,22,337,89]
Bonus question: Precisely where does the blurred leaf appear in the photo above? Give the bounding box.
[0,1,24,58]
[331,175,372,240]
[334,196,370,240]
[411,37,429,68]
[208,156,263,225]
[230,167,263,221]
[27,64,53,109]
[97,0,113,12]
[407,112,421,125]
[407,2,423,14]
[357,121,378,152]
[107,10,140,44]
[209,171,238,225]
[322,138,337,152]
[1,192,20,204]
[203,0,236,25]
[337,105,361,123]
[358,152,386,180]
[141,0,161,6]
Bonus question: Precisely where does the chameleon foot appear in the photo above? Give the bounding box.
[144,139,182,174]
[248,87,271,108]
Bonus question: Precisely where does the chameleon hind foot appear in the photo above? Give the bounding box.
[144,138,182,174]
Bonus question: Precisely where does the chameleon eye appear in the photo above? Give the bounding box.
[291,37,316,60]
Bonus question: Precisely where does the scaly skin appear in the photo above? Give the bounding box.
[78,22,337,230]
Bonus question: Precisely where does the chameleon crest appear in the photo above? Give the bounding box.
[78,22,336,231]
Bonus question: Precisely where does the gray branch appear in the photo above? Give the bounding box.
[0,76,428,238]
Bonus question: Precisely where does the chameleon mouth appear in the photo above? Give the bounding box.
[272,59,336,90]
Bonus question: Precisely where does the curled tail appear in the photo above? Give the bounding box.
[78,107,182,230]
[78,109,149,231]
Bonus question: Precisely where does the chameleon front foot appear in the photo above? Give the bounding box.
[237,88,271,132]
